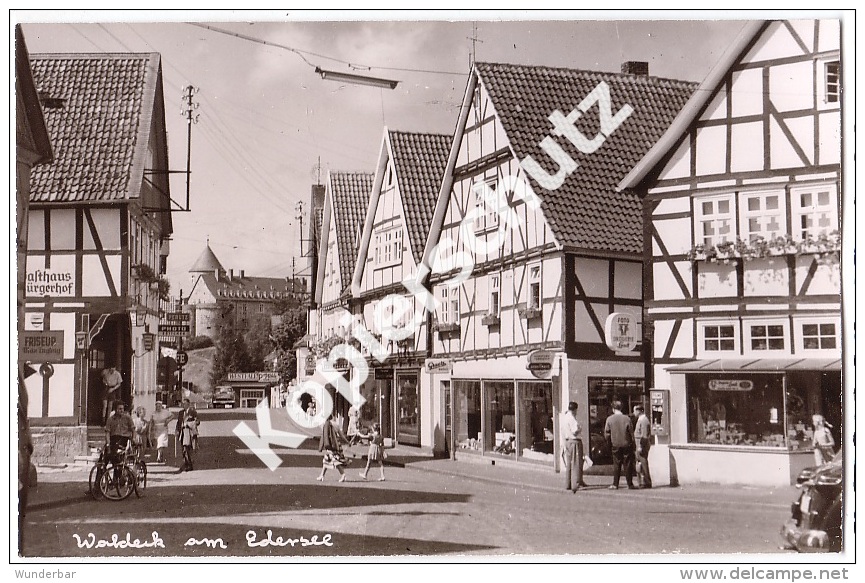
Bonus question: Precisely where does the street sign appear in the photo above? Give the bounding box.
[176,351,188,366]
[158,324,190,334]
[164,312,190,322]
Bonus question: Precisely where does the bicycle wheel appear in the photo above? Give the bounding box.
[88,464,105,500]
[131,460,147,497]
[99,465,134,501]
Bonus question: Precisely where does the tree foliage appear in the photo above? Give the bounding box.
[210,323,255,387]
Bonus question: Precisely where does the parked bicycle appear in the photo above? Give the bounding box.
[88,442,146,500]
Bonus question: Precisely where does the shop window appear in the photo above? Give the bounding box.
[528,263,542,310]
[695,194,735,246]
[748,322,786,351]
[699,322,738,355]
[454,380,482,452]
[686,374,786,447]
[484,381,516,458]
[517,381,554,463]
[739,190,785,241]
[790,184,838,240]
[588,377,645,462]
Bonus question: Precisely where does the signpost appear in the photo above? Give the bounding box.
[176,351,188,366]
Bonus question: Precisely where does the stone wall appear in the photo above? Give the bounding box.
[30,426,88,465]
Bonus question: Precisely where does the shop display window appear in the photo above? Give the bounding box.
[454,380,482,452]
[686,374,786,447]
[785,371,842,452]
[484,381,516,457]
[397,373,420,445]
[518,381,554,462]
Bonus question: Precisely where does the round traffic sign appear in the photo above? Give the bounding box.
[176,351,188,366]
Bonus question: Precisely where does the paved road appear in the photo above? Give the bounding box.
[21,410,798,558]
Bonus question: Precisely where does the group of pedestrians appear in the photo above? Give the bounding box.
[316,411,387,483]
[102,398,200,471]
[561,399,653,493]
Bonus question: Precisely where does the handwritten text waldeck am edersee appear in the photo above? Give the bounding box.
[71,530,333,551]
[237,80,634,468]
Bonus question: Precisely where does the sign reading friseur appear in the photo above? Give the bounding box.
[526,350,555,379]
[604,312,639,352]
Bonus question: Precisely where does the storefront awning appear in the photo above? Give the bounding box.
[666,358,842,372]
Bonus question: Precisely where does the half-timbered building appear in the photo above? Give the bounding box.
[305,170,373,418]
[350,129,450,448]
[25,53,173,461]
[619,20,843,486]
[422,61,696,467]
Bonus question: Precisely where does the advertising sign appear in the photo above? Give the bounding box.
[526,350,555,379]
[424,358,453,375]
[604,312,639,352]
[708,379,754,391]
[226,371,280,384]
[25,266,75,297]
[20,331,65,362]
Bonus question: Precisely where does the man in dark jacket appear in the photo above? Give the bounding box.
[604,400,636,490]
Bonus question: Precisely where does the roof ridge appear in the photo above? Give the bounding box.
[474,60,698,88]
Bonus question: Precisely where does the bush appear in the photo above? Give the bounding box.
[184,335,214,350]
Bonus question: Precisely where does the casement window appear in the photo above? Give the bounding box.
[745,320,788,353]
[528,263,542,310]
[694,194,735,246]
[796,317,840,352]
[449,287,460,324]
[699,322,738,354]
[438,286,460,324]
[489,273,501,317]
[374,226,403,267]
[472,177,499,233]
[824,61,841,104]
[739,190,785,241]
[790,184,839,240]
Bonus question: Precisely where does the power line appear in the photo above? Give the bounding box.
[187,22,465,77]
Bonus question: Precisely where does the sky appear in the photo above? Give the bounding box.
[14,10,766,297]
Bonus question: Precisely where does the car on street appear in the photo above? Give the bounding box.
[781,452,843,552]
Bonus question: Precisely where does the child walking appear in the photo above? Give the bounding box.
[359,423,386,481]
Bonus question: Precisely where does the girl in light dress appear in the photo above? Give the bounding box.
[359,423,386,481]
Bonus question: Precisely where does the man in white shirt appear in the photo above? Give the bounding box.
[560,401,586,492]
[633,404,652,488]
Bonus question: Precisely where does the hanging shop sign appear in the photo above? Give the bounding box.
[708,379,754,392]
[424,358,453,375]
[604,312,639,352]
[527,350,555,379]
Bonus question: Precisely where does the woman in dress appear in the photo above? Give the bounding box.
[812,414,836,466]
[359,423,386,481]
[132,406,149,456]
[316,413,348,483]
[148,401,173,463]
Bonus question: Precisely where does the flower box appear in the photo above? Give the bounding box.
[481,314,501,327]
[519,307,542,320]
[435,322,460,334]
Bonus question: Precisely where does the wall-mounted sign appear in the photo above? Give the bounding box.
[604,312,639,352]
[527,350,555,379]
[424,358,453,375]
[25,266,75,297]
[375,368,394,380]
[226,371,280,384]
[20,331,65,363]
[650,389,670,437]
[709,379,754,392]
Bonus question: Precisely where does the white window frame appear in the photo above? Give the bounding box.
[449,286,460,324]
[374,225,403,268]
[790,183,839,241]
[694,193,736,246]
[795,316,841,354]
[489,272,501,317]
[738,189,786,242]
[528,263,542,310]
[472,176,499,234]
[818,59,841,108]
[697,320,739,357]
[743,318,789,355]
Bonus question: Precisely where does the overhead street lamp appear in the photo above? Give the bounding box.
[314,67,400,90]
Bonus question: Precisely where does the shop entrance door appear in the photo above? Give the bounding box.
[396,372,420,445]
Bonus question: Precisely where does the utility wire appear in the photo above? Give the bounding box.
[187,22,465,77]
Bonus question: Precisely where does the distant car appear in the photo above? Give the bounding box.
[211,386,235,409]
[781,453,843,552]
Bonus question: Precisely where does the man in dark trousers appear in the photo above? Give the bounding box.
[604,399,636,490]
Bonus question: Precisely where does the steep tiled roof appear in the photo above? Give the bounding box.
[389,131,451,261]
[475,62,697,254]
[194,272,307,301]
[29,53,159,203]
[330,172,374,291]
[190,243,226,274]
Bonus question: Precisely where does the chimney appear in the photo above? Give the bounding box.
[239,270,245,279]
[621,61,649,76]
[228,269,233,281]
[214,269,220,282]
